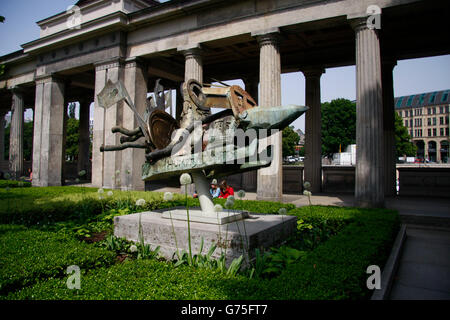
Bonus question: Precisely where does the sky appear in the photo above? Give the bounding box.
[1,0,450,131]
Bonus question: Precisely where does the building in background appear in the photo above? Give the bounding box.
[395,89,450,163]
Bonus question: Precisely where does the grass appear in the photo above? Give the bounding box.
[0,186,399,300]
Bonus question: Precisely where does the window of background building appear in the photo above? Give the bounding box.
[410,130,413,137]
[442,91,449,102]
[440,117,444,125]
[428,108,432,114]
[446,128,449,136]
[433,107,437,114]
[396,97,404,108]
[440,128,444,136]
[406,95,415,107]
[428,118,431,126]
[445,106,449,113]
[440,106,444,113]
[405,120,408,127]
[433,128,437,136]
[433,117,436,125]
[428,129,432,136]
[429,92,437,103]
[410,119,413,127]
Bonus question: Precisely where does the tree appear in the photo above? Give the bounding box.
[321,98,356,157]
[282,125,300,157]
[65,107,80,161]
[394,112,417,157]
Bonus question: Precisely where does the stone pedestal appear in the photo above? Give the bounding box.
[302,68,324,193]
[114,210,297,265]
[253,30,282,202]
[32,77,66,186]
[9,88,24,179]
[352,19,384,207]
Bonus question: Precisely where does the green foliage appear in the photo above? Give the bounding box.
[321,98,357,157]
[0,226,115,295]
[0,180,31,188]
[394,112,417,157]
[282,125,300,157]
[1,187,399,300]
[65,118,80,161]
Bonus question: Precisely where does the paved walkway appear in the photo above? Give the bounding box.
[389,225,450,300]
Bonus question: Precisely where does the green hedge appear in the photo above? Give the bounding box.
[0,180,31,188]
[6,206,399,300]
[0,225,116,295]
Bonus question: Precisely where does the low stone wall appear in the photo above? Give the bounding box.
[398,167,450,198]
[322,166,355,194]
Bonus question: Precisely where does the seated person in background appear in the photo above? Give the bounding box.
[210,179,220,198]
[219,180,234,199]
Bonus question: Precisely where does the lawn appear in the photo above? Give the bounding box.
[0,186,399,300]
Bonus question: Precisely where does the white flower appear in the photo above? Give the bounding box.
[303,181,311,189]
[98,195,104,200]
[303,190,312,196]
[228,195,235,202]
[214,204,223,212]
[78,170,86,177]
[115,170,120,176]
[278,208,287,215]
[107,191,113,197]
[164,192,173,201]
[126,169,131,175]
[136,199,146,207]
[224,198,234,209]
[98,188,104,194]
[237,190,246,198]
[75,178,80,183]
[129,245,138,253]
[179,173,192,185]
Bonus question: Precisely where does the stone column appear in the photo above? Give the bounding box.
[382,60,397,196]
[182,47,203,83]
[92,59,124,189]
[179,45,203,194]
[352,19,384,208]
[243,76,259,104]
[9,88,25,179]
[175,85,183,122]
[32,76,66,186]
[121,58,148,191]
[78,98,91,177]
[0,110,7,161]
[302,68,324,193]
[253,29,282,202]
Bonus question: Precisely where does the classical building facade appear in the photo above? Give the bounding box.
[1,0,449,207]
[395,90,450,163]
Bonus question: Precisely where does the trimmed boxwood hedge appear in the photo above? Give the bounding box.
[5,205,399,300]
[0,225,116,295]
[0,180,31,188]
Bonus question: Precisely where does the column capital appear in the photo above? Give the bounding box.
[94,57,125,72]
[301,68,325,78]
[348,17,372,33]
[124,56,146,69]
[178,44,202,58]
[252,28,280,47]
[35,74,65,85]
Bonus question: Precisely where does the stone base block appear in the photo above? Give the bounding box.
[161,209,249,225]
[114,210,297,264]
